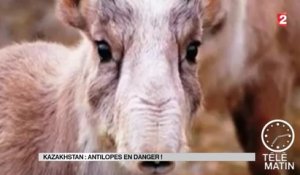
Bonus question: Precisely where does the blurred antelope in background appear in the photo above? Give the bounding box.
[199,0,300,174]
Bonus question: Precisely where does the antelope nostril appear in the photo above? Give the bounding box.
[138,161,175,174]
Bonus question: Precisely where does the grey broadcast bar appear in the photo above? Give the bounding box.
[162,153,256,161]
[39,153,256,162]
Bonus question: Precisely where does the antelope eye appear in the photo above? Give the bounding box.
[185,41,201,63]
[96,40,113,62]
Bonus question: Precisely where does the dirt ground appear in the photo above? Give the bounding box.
[0,0,299,175]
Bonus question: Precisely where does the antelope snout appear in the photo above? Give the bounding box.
[138,161,175,175]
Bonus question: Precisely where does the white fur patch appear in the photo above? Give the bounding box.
[225,0,247,85]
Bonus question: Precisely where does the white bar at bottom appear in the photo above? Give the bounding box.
[39,153,255,162]
[163,153,255,161]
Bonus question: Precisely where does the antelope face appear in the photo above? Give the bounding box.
[58,0,202,174]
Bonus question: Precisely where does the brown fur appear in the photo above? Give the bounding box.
[0,37,130,175]
[0,42,81,174]
[199,0,300,174]
[0,0,203,175]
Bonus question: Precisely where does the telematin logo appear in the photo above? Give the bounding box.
[261,119,295,170]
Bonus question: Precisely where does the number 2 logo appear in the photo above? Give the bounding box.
[277,13,287,26]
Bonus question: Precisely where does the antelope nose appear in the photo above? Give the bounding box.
[138,161,175,174]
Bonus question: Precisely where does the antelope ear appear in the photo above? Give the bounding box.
[201,0,226,32]
[56,0,86,29]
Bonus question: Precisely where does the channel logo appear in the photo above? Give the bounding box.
[261,119,295,152]
[261,119,295,170]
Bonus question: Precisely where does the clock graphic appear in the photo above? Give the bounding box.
[261,119,295,152]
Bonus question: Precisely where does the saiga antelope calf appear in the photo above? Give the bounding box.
[0,0,203,175]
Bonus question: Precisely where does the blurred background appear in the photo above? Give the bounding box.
[0,0,79,47]
[0,0,299,175]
